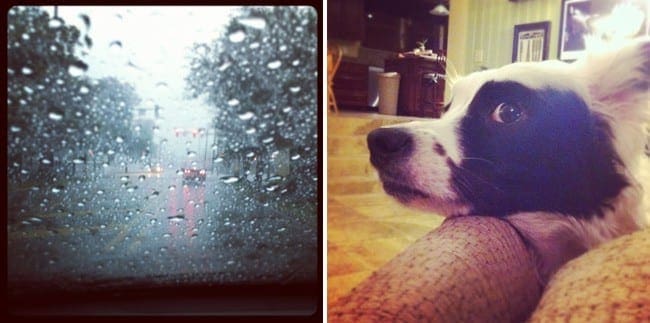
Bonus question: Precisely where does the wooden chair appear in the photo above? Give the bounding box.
[327,44,343,114]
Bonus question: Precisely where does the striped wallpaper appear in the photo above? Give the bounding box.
[461,0,561,73]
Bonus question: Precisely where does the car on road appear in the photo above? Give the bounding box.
[182,167,207,184]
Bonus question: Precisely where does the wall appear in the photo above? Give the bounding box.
[448,0,561,76]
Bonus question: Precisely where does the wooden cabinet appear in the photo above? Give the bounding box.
[384,56,446,118]
[332,61,368,109]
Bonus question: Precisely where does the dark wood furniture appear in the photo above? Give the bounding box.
[331,61,368,109]
[384,55,446,118]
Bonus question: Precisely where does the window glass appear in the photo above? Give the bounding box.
[7,5,318,310]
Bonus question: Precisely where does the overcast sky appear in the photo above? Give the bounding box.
[50,6,238,162]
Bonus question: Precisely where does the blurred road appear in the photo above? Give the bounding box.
[7,167,317,292]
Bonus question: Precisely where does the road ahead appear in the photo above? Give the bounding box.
[7,167,318,294]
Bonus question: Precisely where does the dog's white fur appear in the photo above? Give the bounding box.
[381,38,649,282]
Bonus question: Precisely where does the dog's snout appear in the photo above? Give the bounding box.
[367,128,413,167]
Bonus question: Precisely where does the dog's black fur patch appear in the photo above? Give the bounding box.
[453,81,628,218]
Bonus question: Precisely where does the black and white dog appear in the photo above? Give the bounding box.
[368,38,649,283]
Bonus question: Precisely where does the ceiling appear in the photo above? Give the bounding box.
[364,0,450,21]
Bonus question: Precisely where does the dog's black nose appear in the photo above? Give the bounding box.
[367,128,413,167]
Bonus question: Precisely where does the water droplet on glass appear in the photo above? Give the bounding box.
[162,233,171,238]
[96,189,104,195]
[228,30,246,43]
[51,186,63,193]
[138,175,146,181]
[291,154,301,160]
[109,40,122,52]
[168,214,185,222]
[245,128,256,134]
[292,59,300,66]
[41,158,52,165]
[68,64,86,77]
[21,67,33,75]
[227,98,240,106]
[150,191,159,198]
[115,136,124,143]
[238,111,255,120]
[262,137,274,144]
[48,112,63,121]
[79,86,90,94]
[245,152,255,158]
[10,125,21,132]
[218,62,231,71]
[277,227,286,232]
[282,106,292,113]
[221,176,239,184]
[267,60,282,69]
[73,158,85,164]
[237,17,267,29]
[168,185,176,191]
[48,18,63,28]
[23,86,34,94]
[289,86,301,93]
[150,219,157,225]
[187,151,197,158]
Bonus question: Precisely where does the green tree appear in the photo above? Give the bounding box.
[7,6,143,182]
[186,6,317,202]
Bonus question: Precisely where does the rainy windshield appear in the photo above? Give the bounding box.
[7,5,318,310]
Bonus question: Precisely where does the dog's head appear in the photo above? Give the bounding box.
[368,38,649,219]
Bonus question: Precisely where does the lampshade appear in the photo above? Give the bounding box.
[430,4,449,16]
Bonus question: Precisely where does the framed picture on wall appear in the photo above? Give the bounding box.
[512,21,550,63]
[559,0,650,61]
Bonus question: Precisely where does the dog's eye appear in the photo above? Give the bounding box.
[491,103,525,124]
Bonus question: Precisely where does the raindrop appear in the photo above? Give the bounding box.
[41,158,52,165]
[138,175,146,181]
[245,128,256,134]
[48,112,63,121]
[68,63,88,77]
[292,59,300,66]
[10,125,21,132]
[120,175,129,182]
[51,186,63,193]
[109,40,122,51]
[291,154,301,160]
[267,60,282,69]
[79,86,90,94]
[150,190,159,198]
[246,152,255,158]
[115,136,124,143]
[266,184,279,192]
[238,111,255,120]
[29,217,43,223]
[227,98,240,106]
[277,227,286,232]
[23,86,34,94]
[21,67,33,75]
[218,62,231,71]
[282,106,293,113]
[162,233,171,238]
[96,189,104,195]
[48,18,63,28]
[228,30,246,43]
[187,151,197,158]
[155,81,168,90]
[21,33,30,40]
[168,185,176,191]
[221,176,239,184]
[168,214,185,222]
[289,86,301,93]
[150,219,157,225]
[73,158,85,164]
[262,137,274,144]
[249,42,260,49]
[214,157,224,163]
[237,17,266,29]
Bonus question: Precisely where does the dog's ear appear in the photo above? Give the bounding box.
[576,37,650,122]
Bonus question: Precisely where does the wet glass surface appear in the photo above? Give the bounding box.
[7,5,318,307]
